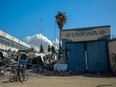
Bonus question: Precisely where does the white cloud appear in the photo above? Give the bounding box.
[53,39,59,50]
[53,39,59,45]
[25,34,59,52]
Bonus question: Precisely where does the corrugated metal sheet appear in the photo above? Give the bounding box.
[66,43,86,72]
[86,41,109,73]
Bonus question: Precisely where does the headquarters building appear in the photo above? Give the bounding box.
[0,30,31,53]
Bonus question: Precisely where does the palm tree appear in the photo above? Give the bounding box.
[55,11,67,59]
[55,11,67,30]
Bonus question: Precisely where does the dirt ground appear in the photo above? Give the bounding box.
[0,74,116,87]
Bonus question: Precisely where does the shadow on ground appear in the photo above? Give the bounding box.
[2,80,10,83]
[42,71,116,78]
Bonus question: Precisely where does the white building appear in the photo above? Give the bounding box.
[0,29,31,53]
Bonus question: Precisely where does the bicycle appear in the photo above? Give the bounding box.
[9,67,29,82]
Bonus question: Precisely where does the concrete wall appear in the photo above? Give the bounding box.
[108,38,116,73]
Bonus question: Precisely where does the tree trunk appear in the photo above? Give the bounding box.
[58,30,61,60]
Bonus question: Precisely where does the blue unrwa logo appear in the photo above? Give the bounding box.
[65,30,105,38]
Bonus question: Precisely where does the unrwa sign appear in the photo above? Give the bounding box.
[61,26,110,41]
[65,30,106,38]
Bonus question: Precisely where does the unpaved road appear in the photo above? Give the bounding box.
[0,75,116,87]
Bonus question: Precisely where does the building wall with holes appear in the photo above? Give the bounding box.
[108,38,116,73]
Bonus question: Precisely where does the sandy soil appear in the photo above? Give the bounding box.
[0,74,116,87]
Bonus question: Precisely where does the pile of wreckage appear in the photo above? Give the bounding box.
[0,50,72,80]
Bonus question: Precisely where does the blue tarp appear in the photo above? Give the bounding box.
[54,64,68,72]
[6,61,18,67]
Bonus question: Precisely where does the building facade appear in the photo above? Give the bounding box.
[0,30,31,53]
[61,25,111,73]
[108,38,116,73]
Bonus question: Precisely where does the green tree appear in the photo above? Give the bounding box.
[40,44,44,53]
[55,11,67,59]
[51,45,55,57]
[31,47,34,51]
[47,45,51,52]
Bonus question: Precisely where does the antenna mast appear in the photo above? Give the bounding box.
[40,17,42,34]
[40,17,42,44]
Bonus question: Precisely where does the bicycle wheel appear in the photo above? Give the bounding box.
[24,75,29,81]
[9,76,15,82]
[19,76,24,82]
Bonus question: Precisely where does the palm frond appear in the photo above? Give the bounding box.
[55,11,67,30]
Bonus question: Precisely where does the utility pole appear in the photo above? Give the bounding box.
[40,17,43,52]
[40,17,42,44]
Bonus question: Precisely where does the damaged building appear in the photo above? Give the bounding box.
[60,25,116,73]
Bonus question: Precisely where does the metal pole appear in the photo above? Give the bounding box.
[40,17,42,46]
[85,51,88,71]
[40,17,43,34]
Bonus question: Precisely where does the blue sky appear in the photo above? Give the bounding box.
[0,0,116,42]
